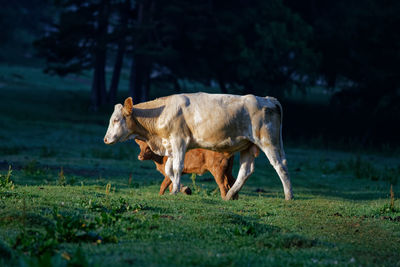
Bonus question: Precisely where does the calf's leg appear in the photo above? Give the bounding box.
[210,167,229,198]
[159,176,172,195]
[224,148,255,200]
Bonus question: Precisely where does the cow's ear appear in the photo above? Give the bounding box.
[123,97,133,116]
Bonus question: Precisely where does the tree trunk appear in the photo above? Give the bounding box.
[90,0,109,110]
[107,0,130,104]
[142,66,150,102]
[129,1,151,104]
[91,50,107,110]
[108,38,126,104]
[129,56,141,104]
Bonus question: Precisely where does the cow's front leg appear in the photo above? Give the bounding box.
[165,138,187,194]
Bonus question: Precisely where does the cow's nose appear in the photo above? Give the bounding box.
[104,137,108,144]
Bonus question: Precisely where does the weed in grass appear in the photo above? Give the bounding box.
[105,182,111,196]
[0,165,14,190]
[13,229,59,256]
[379,185,398,214]
[191,173,200,192]
[390,184,395,211]
[57,167,66,186]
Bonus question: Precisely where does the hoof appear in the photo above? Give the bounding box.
[223,195,232,201]
[180,186,192,195]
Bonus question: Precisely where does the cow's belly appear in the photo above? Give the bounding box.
[190,135,252,153]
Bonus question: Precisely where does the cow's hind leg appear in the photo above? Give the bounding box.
[224,148,255,200]
[261,144,293,200]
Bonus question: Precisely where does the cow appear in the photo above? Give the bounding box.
[135,139,254,199]
[104,92,293,200]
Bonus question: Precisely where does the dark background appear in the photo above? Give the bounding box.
[1,0,399,151]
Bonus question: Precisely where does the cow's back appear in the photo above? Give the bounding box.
[162,93,276,152]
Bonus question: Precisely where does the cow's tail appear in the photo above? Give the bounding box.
[266,96,287,166]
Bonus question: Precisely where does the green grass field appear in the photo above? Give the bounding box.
[1,65,400,266]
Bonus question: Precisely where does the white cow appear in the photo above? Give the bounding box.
[104,92,293,200]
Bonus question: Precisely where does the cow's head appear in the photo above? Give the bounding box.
[104,97,135,145]
[134,139,154,160]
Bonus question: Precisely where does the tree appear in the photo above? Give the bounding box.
[285,0,400,143]
[154,0,317,97]
[35,0,129,110]
[0,0,52,64]
[35,0,317,107]
[108,0,132,104]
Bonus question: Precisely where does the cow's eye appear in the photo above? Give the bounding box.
[113,118,119,123]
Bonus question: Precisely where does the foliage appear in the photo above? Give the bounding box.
[286,0,400,133]
[0,166,14,190]
[32,0,318,108]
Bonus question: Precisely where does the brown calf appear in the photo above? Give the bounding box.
[135,139,238,198]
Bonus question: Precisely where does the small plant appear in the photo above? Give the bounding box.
[191,173,200,192]
[0,165,14,190]
[390,184,396,212]
[57,167,66,186]
[13,229,59,256]
[105,183,112,196]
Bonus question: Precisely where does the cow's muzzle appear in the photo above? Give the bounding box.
[104,137,116,145]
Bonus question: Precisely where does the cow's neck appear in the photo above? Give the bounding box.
[131,106,164,136]
[127,106,168,156]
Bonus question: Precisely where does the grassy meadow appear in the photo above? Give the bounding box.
[0,65,400,266]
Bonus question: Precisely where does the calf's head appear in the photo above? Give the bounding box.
[134,139,155,160]
[104,97,135,145]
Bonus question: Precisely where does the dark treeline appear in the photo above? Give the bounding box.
[1,0,400,147]
[33,0,316,108]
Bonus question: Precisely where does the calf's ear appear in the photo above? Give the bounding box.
[123,97,133,116]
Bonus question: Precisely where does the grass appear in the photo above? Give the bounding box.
[0,65,400,266]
